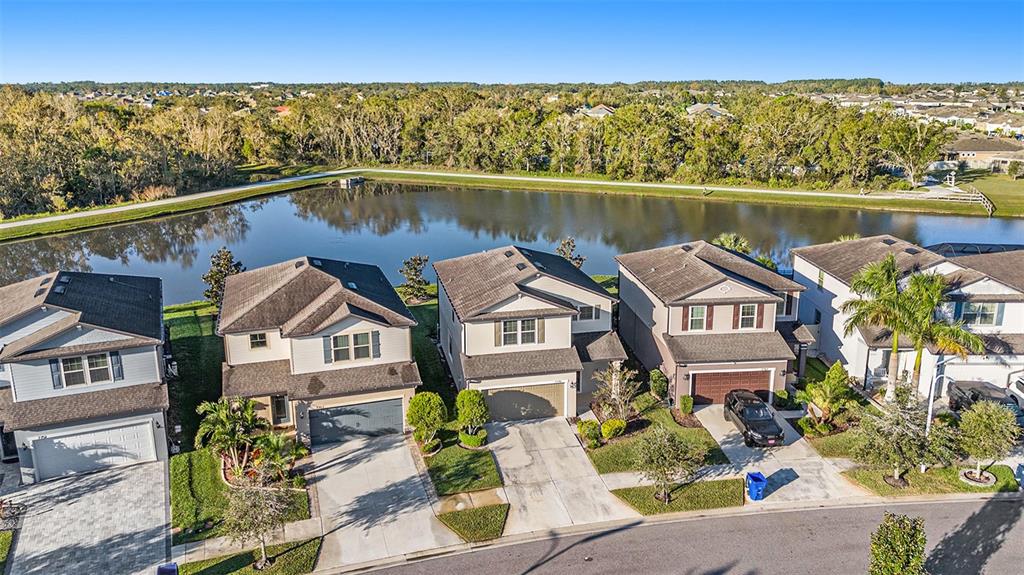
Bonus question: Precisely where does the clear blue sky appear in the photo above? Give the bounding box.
[2,0,1022,84]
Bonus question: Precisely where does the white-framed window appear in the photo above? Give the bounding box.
[688,306,707,331]
[817,269,825,289]
[962,302,998,326]
[575,305,597,321]
[331,332,372,362]
[61,353,111,386]
[775,293,791,317]
[249,333,268,349]
[502,319,538,345]
[521,319,537,344]
[739,304,758,329]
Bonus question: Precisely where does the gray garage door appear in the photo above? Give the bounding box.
[309,398,403,446]
[484,383,564,421]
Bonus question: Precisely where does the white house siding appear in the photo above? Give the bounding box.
[521,275,614,334]
[793,255,862,365]
[617,266,670,335]
[290,317,412,375]
[468,371,578,417]
[437,281,466,384]
[463,316,572,356]
[10,345,162,402]
[224,331,291,365]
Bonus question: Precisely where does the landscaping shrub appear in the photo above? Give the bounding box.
[869,512,926,575]
[577,420,602,448]
[797,416,818,437]
[601,418,627,440]
[459,429,488,448]
[649,369,668,399]
[814,421,834,436]
[456,389,490,434]
[408,392,447,444]
[421,438,441,454]
[677,395,694,415]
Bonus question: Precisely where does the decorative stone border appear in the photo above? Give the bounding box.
[959,468,997,487]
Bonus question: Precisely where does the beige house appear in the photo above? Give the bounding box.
[434,246,625,420]
[218,257,421,447]
[617,241,809,405]
[943,137,1024,169]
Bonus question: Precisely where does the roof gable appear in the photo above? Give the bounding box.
[792,235,946,286]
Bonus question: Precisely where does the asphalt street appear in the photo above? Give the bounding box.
[367,499,1024,575]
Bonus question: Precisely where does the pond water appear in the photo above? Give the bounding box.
[2,182,1022,304]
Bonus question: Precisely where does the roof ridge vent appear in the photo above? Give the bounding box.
[58,275,71,284]
[294,260,305,269]
[515,263,527,271]
[504,250,514,257]
[881,238,897,246]
[904,247,920,255]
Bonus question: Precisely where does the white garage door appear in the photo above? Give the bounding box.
[33,421,157,481]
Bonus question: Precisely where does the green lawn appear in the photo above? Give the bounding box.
[170,448,310,545]
[844,465,1020,497]
[807,429,863,458]
[425,430,503,495]
[437,504,509,542]
[407,296,456,411]
[587,395,728,474]
[0,530,12,574]
[947,170,1024,217]
[803,357,830,384]
[165,302,223,450]
[613,478,745,515]
[179,538,322,575]
[592,274,618,297]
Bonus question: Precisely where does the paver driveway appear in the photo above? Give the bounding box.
[9,462,169,575]
[487,419,638,536]
[311,435,460,570]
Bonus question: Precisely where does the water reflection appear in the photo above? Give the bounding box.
[2,181,1021,304]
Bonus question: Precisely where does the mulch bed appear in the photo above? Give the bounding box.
[670,409,703,428]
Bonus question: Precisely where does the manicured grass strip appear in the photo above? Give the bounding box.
[592,274,618,297]
[426,430,503,495]
[0,530,13,574]
[803,357,830,383]
[164,300,218,319]
[613,478,745,515]
[807,429,863,458]
[843,465,1020,497]
[179,537,322,575]
[165,306,224,450]
[408,297,454,410]
[437,504,509,542]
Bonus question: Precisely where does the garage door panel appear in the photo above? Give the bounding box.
[34,422,157,481]
[484,384,564,421]
[310,398,403,446]
[692,371,770,404]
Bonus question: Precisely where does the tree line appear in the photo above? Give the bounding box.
[0,83,959,218]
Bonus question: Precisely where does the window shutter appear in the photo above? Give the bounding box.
[371,331,381,358]
[594,304,601,319]
[732,304,740,329]
[707,305,715,330]
[110,351,124,381]
[953,301,964,319]
[494,322,502,347]
[756,304,764,329]
[537,318,545,343]
[996,303,1005,326]
[322,336,333,364]
[681,306,689,332]
[49,359,63,389]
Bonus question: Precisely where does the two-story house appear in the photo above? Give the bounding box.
[0,272,169,484]
[434,246,625,420]
[617,241,808,405]
[218,257,421,447]
[792,235,1024,397]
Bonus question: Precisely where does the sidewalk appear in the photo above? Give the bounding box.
[171,517,324,565]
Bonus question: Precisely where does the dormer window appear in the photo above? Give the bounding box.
[249,333,268,349]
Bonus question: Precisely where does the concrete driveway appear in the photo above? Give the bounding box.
[310,435,460,570]
[694,404,865,502]
[9,462,169,575]
[486,419,638,535]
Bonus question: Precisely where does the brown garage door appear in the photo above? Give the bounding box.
[484,383,565,421]
[692,371,770,404]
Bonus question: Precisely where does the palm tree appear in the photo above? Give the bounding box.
[841,254,907,402]
[255,432,310,482]
[795,361,858,426]
[835,233,861,242]
[754,253,778,271]
[195,397,270,474]
[711,232,752,255]
[901,273,984,390]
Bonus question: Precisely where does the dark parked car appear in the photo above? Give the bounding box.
[724,389,785,447]
[948,380,1024,428]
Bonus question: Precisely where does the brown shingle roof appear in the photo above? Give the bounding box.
[219,257,415,336]
[572,331,628,363]
[616,241,804,305]
[461,348,583,381]
[776,321,816,346]
[952,251,1024,294]
[792,235,945,286]
[434,246,613,320]
[222,360,420,400]
[3,383,168,431]
[664,331,795,363]
[947,137,1023,153]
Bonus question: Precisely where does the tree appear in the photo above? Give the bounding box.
[202,246,244,305]
[795,361,858,426]
[633,424,707,503]
[648,369,669,399]
[195,397,270,475]
[455,389,489,434]
[556,237,586,268]
[869,512,927,575]
[754,253,777,271]
[959,401,1022,480]
[902,272,983,389]
[399,255,430,302]
[1008,160,1023,180]
[592,364,641,420]
[406,392,447,443]
[254,432,309,482]
[222,471,293,570]
[711,232,751,254]
[841,254,907,402]
[878,117,950,186]
[836,233,861,242]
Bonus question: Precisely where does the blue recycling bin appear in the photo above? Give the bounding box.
[157,564,179,575]
[746,472,767,501]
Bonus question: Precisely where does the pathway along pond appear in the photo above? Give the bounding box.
[2,182,1023,304]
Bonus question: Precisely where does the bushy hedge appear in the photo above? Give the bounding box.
[649,369,668,399]
[677,395,694,415]
[459,428,488,448]
[601,419,627,440]
[578,420,602,448]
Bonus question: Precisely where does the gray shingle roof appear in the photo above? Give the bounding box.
[461,348,583,381]
[792,235,946,286]
[434,246,613,320]
[222,360,421,400]
[219,257,416,336]
[948,137,1023,153]
[616,241,804,305]
[776,321,816,346]
[951,251,1024,294]
[1,383,168,431]
[664,331,795,363]
[572,331,628,363]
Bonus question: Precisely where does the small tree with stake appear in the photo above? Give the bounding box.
[869,512,927,575]
[556,237,586,268]
[202,246,244,306]
[633,425,707,504]
[222,469,293,571]
[592,364,641,420]
[399,255,431,303]
[959,400,1021,482]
